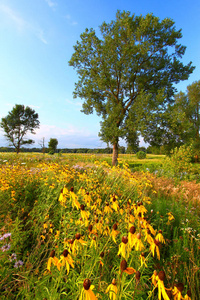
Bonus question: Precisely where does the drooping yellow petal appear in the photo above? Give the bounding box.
[124,267,136,275]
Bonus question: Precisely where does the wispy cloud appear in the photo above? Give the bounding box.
[65,14,78,26]
[0,4,26,31]
[0,4,48,44]
[45,0,57,8]
[34,124,103,148]
[65,99,82,107]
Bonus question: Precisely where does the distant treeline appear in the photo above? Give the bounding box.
[0,146,152,154]
[0,146,115,154]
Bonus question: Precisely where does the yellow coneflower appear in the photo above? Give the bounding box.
[88,224,97,236]
[80,204,90,220]
[128,226,136,248]
[120,259,136,275]
[133,232,145,252]
[155,230,165,244]
[47,250,61,272]
[118,236,130,259]
[111,224,120,243]
[72,233,87,255]
[110,194,119,212]
[150,270,158,286]
[59,249,74,274]
[156,271,170,300]
[172,283,184,300]
[70,187,80,209]
[144,221,156,236]
[90,236,97,249]
[136,202,147,218]
[144,228,154,245]
[99,251,104,266]
[58,191,67,207]
[93,218,103,234]
[104,202,113,214]
[184,290,192,300]
[79,279,97,300]
[167,212,175,225]
[105,278,118,300]
[150,239,161,260]
[83,191,92,206]
[139,252,147,267]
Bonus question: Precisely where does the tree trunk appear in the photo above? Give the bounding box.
[112,142,119,166]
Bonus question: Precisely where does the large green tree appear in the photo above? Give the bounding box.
[0,104,40,153]
[171,80,200,155]
[69,11,194,165]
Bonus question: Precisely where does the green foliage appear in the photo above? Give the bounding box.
[160,144,197,181]
[69,10,194,165]
[136,151,146,159]
[48,138,58,154]
[0,104,40,154]
[169,80,200,156]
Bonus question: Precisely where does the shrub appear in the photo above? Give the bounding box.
[160,144,197,181]
[136,151,146,159]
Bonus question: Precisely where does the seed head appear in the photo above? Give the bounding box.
[176,283,184,292]
[63,249,69,257]
[88,224,93,232]
[49,250,55,258]
[158,270,165,281]
[113,223,118,230]
[75,233,81,240]
[83,279,91,290]
[120,259,127,272]
[129,226,136,234]
[112,278,116,285]
[136,232,141,239]
[166,290,173,299]
[187,290,191,297]
[80,204,85,210]
[135,270,141,281]
[100,251,104,258]
[70,187,74,192]
[122,236,128,244]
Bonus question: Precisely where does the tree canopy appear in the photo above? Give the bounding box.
[69,10,194,165]
[171,80,200,155]
[0,104,40,153]
[48,138,58,154]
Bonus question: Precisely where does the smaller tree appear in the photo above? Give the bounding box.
[48,138,58,154]
[0,104,40,153]
[39,137,46,154]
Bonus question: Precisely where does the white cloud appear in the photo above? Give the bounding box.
[65,14,78,26]
[0,4,26,31]
[65,98,82,107]
[45,0,57,8]
[0,4,48,44]
[33,124,102,148]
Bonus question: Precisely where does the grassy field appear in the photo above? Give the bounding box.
[0,153,199,299]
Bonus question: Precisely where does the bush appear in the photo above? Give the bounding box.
[136,151,146,159]
[160,144,197,181]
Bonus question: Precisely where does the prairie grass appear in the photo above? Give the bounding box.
[0,153,199,299]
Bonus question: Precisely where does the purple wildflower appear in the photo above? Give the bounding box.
[0,233,11,241]
[9,253,17,261]
[1,243,11,252]
[14,260,24,268]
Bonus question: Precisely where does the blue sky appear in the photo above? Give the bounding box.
[0,0,199,149]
